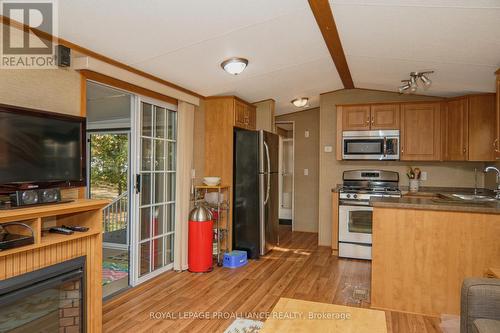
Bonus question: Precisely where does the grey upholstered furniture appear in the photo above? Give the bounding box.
[461,278,500,333]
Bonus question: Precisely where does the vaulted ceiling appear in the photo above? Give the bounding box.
[58,0,500,114]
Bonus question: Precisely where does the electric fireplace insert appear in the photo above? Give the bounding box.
[0,256,85,333]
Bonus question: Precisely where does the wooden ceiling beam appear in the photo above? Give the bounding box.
[308,0,354,89]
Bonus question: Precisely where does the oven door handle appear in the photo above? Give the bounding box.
[339,200,371,206]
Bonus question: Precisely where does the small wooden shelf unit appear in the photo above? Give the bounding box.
[0,199,108,333]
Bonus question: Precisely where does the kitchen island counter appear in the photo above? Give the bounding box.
[371,204,500,317]
[370,195,500,214]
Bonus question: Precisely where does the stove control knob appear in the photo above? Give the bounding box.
[353,194,358,199]
[346,194,351,198]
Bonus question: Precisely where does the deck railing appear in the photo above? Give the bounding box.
[102,191,128,233]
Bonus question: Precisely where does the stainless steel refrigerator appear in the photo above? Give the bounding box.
[233,129,279,259]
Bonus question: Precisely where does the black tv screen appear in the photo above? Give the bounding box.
[0,105,85,192]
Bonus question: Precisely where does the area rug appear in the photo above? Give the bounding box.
[102,261,128,285]
[224,318,264,333]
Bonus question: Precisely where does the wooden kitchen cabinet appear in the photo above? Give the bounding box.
[400,102,441,161]
[443,94,496,161]
[340,105,371,130]
[234,99,256,130]
[204,95,257,251]
[340,104,399,131]
[443,97,468,161]
[467,94,496,161]
[370,104,400,130]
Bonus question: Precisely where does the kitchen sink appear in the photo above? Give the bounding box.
[450,194,498,202]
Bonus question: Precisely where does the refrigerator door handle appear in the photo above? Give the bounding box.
[264,141,271,205]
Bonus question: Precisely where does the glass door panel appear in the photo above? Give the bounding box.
[135,100,176,281]
[87,132,131,297]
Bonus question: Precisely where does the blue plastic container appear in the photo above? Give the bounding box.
[223,250,248,268]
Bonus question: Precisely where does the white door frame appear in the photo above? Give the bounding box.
[130,95,177,286]
[275,121,295,231]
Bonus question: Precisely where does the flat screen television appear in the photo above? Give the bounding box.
[0,104,86,194]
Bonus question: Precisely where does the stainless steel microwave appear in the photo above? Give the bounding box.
[342,130,400,160]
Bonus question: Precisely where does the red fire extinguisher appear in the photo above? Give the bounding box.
[188,203,213,273]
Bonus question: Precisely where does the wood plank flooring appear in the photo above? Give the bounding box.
[103,226,443,333]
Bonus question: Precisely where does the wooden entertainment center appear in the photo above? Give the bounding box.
[0,199,108,333]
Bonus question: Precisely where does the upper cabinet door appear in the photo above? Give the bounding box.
[444,98,468,161]
[401,103,441,161]
[370,104,400,130]
[247,105,256,130]
[234,100,247,129]
[468,94,496,161]
[341,105,371,131]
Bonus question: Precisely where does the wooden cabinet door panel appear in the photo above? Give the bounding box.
[444,98,468,161]
[234,100,247,128]
[370,104,400,130]
[401,103,441,161]
[468,94,496,161]
[341,105,371,131]
[248,106,256,130]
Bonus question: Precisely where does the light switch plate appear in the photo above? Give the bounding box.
[324,145,333,153]
[421,171,427,181]
[304,169,309,176]
[305,130,310,138]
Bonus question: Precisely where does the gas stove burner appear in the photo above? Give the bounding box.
[340,169,401,199]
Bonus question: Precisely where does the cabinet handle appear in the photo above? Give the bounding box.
[371,116,374,125]
[494,138,499,152]
[463,147,467,154]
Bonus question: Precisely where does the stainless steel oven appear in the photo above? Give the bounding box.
[338,170,401,260]
[342,130,399,160]
[338,196,373,260]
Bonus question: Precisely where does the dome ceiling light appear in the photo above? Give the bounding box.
[291,97,309,108]
[220,57,248,75]
[398,71,434,94]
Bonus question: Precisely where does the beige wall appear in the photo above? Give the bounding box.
[276,108,320,233]
[318,89,488,246]
[254,99,275,132]
[0,69,81,116]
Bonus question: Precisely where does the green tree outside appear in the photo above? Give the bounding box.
[90,134,128,196]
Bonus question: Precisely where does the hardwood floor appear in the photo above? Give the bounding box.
[103,226,442,333]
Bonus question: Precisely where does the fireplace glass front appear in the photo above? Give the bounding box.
[0,256,85,333]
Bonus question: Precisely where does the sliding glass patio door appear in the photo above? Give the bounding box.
[131,97,177,285]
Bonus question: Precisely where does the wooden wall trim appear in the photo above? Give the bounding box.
[81,70,178,106]
[0,15,204,100]
[308,0,354,89]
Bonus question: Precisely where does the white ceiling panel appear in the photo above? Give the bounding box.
[349,55,497,96]
[59,0,306,65]
[205,57,343,114]
[56,1,500,115]
[134,9,330,95]
[331,0,500,94]
[58,0,338,114]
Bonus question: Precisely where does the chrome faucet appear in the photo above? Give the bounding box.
[484,166,500,199]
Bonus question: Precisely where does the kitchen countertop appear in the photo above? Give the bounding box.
[371,189,500,214]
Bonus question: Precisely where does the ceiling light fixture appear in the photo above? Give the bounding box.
[291,97,309,108]
[398,71,434,94]
[220,57,248,75]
